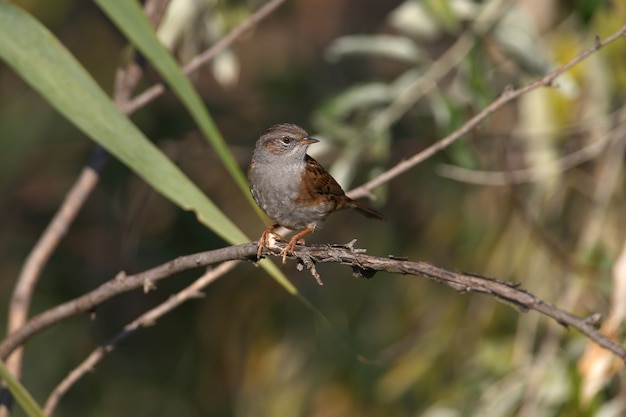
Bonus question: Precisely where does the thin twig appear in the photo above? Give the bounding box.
[144,0,170,28]
[371,0,513,134]
[43,261,237,416]
[347,24,626,200]
[124,0,288,115]
[370,31,474,133]
[4,166,100,382]
[437,110,626,185]
[279,243,626,363]
[578,107,626,251]
[0,244,257,360]
[1,241,624,365]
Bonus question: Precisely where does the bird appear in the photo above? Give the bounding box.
[247,123,384,263]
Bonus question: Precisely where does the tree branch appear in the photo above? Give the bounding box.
[437,107,626,185]
[124,0,288,115]
[1,241,624,365]
[348,24,626,200]
[42,260,238,416]
[0,243,256,360]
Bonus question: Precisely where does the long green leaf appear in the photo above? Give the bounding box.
[0,359,46,417]
[0,1,297,294]
[0,1,244,243]
[92,0,298,292]
[94,0,262,214]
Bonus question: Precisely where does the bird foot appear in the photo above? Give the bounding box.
[279,227,314,264]
[279,236,303,264]
[259,226,314,264]
[257,226,281,259]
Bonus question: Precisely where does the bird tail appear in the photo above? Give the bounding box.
[350,199,384,220]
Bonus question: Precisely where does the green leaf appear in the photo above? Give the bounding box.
[0,1,298,294]
[326,35,423,64]
[93,0,300,293]
[0,359,46,417]
[93,0,262,215]
[318,83,392,120]
[0,1,245,245]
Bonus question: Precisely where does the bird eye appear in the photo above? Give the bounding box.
[281,136,292,144]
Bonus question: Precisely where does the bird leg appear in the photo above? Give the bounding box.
[257,224,281,259]
[280,226,314,264]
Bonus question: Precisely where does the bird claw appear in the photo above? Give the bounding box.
[279,229,312,264]
[257,226,281,259]
[279,248,290,264]
[279,237,299,264]
[258,226,314,264]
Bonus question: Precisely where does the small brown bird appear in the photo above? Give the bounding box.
[248,123,384,263]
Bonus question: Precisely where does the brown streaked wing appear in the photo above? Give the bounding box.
[296,155,347,206]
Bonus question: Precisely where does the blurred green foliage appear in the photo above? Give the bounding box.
[1,0,625,416]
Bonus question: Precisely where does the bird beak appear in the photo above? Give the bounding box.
[299,136,319,145]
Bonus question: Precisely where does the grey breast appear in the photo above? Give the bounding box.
[250,157,306,229]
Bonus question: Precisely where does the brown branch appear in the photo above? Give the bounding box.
[124,0,288,115]
[144,0,170,28]
[0,244,257,360]
[437,109,626,185]
[43,260,238,416]
[347,24,626,200]
[4,167,100,385]
[0,241,624,365]
[369,31,474,134]
[270,243,626,362]
[369,0,512,135]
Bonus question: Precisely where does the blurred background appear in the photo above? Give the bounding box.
[1,0,626,416]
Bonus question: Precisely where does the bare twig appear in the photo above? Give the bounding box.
[115,0,171,110]
[4,159,101,383]
[371,0,513,134]
[370,31,474,133]
[296,254,323,285]
[43,260,237,416]
[1,241,624,365]
[578,107,626,252]
[347,24,626,200]
[124,0,288,115]
[0,244,257,360]
[278,243,626,363]
[437,110,626,185]
[144,0,170,28]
